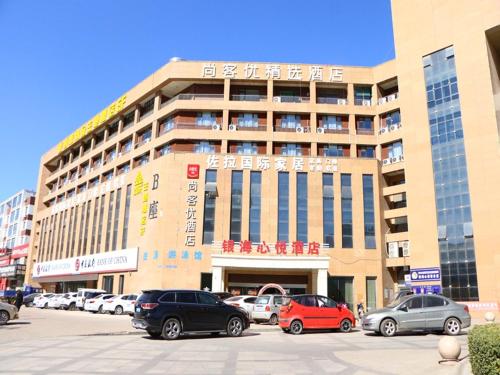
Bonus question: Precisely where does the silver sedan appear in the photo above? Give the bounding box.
[0,302,19,325]
[362,294,471,337]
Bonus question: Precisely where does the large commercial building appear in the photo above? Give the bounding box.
[0,189,36,291]
[26,0,499,312]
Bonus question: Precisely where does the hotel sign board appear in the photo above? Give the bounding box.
[206,155,338,172]
[201,63,343,82]
[32,248,138,278]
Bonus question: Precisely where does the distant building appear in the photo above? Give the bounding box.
[0,189,35,290]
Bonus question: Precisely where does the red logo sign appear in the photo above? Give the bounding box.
[187,164,200,179]
[75,258,80,272]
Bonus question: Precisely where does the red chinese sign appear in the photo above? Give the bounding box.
[222,240,320,256]
[187,164,200,179]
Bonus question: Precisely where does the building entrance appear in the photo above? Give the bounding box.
[227,273,307,296]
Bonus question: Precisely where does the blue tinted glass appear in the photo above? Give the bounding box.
[322,174,334,248]
[249,172,261,243]
[278,172,289,241]
[230,171,243,242]
[296,173,308,243]
[341,174,352,248]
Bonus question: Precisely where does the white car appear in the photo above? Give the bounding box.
[102,294,138,315]
[35,293,54,309]
[84,294,115,313]
[60,292,78,310]
[48,294,65,309]
[76,288,106,310]
[224,295,257,318]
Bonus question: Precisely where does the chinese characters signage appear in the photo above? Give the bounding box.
[184,180,198,246]
[207,155,338,172]
[218,240,322,256]
[143,248,203,270]
[57,95,127,154]
[134,172,149,236]
[410,267,441,282]
[201,63,343,82]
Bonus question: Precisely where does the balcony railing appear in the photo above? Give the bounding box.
[379,122,402,134]
[378,92,399,105]
[316,97,348,105]
[160,121,222,134]
[231,94,267,102]
[164,93,224,106]
[354,98,373,106]
[356,128,375,135]
[272,96,310,103]
[382,154,405,166]
[228,124,267,132]
[274,125,311,133]
[317,127,349,134]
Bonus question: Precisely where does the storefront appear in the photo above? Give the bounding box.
[31,248,139,293]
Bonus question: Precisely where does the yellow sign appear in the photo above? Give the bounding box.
[57,95,127,154]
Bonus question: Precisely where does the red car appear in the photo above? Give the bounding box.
[279,294,355,334]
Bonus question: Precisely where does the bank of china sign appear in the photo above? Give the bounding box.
[201,63,343,82]
[32,248,138,278]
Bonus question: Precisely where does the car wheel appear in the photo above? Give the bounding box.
[44,303,48,309]
[69,303,76,311]
[290,320,303,335]
[269,314,278,325]
[162,318,181,340]
[115,306,123,315]
[146,329,162,339]
[0,310,9,325]
[339,318,352,333]
[444,317,461,336]
[380,318,397,337]
[27,302,33,307]
[79,307,84,311]
[98,305,103,314]
[227,317,244,337]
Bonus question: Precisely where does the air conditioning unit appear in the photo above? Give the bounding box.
[228,124,237,132]
[316,127,325,134]
[363,99,372,106]
[383,158,390,165]
[402,241,410,257]
[379,127,387,135]
[398,155,405,162]
[389,125,396,132]
[212,124,221,131]
[390,157,397,163]
[397,122,402,129]
[337,98,347,105]
[388,94,396,102]
[295,126,304,133]
[378,97,387,105]
[272,96,281,103]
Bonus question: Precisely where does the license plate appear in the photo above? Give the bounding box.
[135,307,141,312]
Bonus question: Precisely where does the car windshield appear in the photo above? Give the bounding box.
[387,295,412,308]
[255,296,271,304]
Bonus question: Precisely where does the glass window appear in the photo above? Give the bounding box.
[366,277,377,311]
[281,144,302,156]
[159,292,175,303]
[249,172,261,243]
[197,293,218,305]
[357,117,373,130]
[317,296,337,308]
[424,295,445,308]
[176,292,197,304]
[90,197,99,254]
[70,206,78,258]
[112,188,121,251]
[202,170,217,245]
[194,141,216,154]
[296,172,308,243]
[230,171,243,242]
[236,142,258,155]
[363,175,376,249]
[323,144,344,157]
[322,115,342,130]
[81,201,91,255]
[118,275,124,295]
[408,296,423,309]
[322,174,334,248]
[341,174,353,248]
[121,185,132,249]
[238,113,258,127]
[278,172,289,242]
[281,114,301,129]
[359,146,375,158]
[105,192,114,252]
[196,112,216,126]
[296,295,317,307]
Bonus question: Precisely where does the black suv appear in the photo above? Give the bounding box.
[132,289,250,340]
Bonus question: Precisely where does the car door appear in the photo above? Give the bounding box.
[397,296,425,330]
[243,297,256,314]
[175,291,199,331]
[196,292,226,331]
[297,295,320,329]
[316,296,340,328]
[272,296,283,316]
[423,295,447,330]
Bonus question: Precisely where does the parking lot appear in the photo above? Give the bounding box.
[0,307,473,375]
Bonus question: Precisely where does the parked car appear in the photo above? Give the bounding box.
[84,294,115,313]
[48,294,65,309]
[124,294,138,316]
[76,288,106,310]
[361,294,471,337]
[252,294,284,325]
[102,294,138,315]
[60,292,78,311]
[279,294,355,335]
[132,289,250,340]
[213,292,233,301]
[23,293,41,307]
[35,293,55,308]
[0,301,18,325]
[224,295,257,318]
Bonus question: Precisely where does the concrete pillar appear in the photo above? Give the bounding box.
[317,268,328,296]
[212,266,224,292]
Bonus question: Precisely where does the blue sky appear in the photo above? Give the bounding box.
[0,0,394,199]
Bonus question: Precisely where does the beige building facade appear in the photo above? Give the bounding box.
[25,0,500,313]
